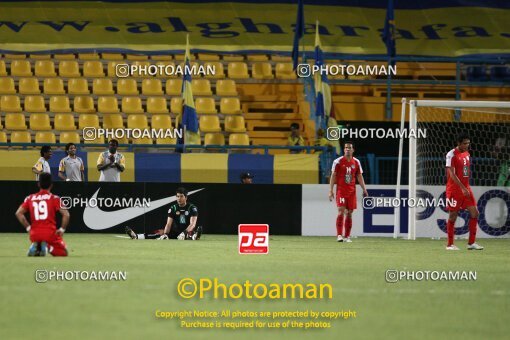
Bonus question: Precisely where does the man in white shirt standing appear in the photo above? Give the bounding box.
[32,145,52,180]
[97,139,125,182]
[58,143,84,182]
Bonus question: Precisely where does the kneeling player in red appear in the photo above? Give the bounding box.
[329,142,368,242]
[15,172,70,256]
[445,134,483,251]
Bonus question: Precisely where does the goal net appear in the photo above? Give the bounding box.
[400,100,510,239]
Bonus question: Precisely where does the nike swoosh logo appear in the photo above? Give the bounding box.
[83,188,204,230]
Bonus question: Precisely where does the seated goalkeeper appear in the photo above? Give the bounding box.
[125,187,202,240]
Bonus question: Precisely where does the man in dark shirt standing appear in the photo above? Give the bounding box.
[126,187,202,240]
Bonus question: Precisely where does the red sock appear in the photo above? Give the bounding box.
[447,220,455,246]
[345,216,352,238]
[468,218,478,245]
[336,215,344,236]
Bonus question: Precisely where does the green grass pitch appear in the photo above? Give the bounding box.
[0,234,509,339]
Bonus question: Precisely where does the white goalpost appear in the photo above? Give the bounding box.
[397,100,510,240]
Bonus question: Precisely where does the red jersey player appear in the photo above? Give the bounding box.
[445,134,483,251]
[15,172,70,256]
[329,141,368,242]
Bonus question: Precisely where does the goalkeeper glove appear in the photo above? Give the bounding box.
[157,234,168,240]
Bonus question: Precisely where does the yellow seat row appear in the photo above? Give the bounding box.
[0,130,250,146]
[0,60,297,79]
[3,53,289,62]
[199,115,246,133]
[1,112,246,132]
[0,77,239,96]
[0,95,242,115]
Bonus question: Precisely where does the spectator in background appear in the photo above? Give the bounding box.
[58,143,84,182]
[314,128,335,154]
[32,146,52,181]
[97,139,125,182]
[240,172,254,184]
[288,123,304,154]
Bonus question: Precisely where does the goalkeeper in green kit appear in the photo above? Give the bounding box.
[126,187,202,240]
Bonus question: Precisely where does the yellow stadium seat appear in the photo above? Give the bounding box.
[78,53,100,60]
[84,134,105,145]
[101,53,124,60]
[165,79,182,95]
[5,54,26,59]
[35,132,56,144]
[24,95,46,113]
[195,97,217,115]
[197,54,220,61]
[132,61,151,77]
[83,61,105,77]
[58,61,80,77]
[228,62,249,79]
[225,116,246,132]
[146,97,169,114]
[192,79,212,96]
[122,97,144,114]
[19,78,41,95]
[229,133,250,146]
[215,79,238,96]
[59,131,80,144]
[49,96,71,113]
[97,96,119,113]
[151,115,172,129]
[220,97,242,115]
[142,79,163,95]
[271,55,292,62]
[170,97,183,115]
[204,133,225,146]
[5,113,27,130]
[68,78,90,95]
[126,54,148,61]
[275,63,297,79]
[43,78,65,95]
[151,55,173,61]
[0,131,7,143]
[174,54,195,61]
[30,114,52,131]
[199,115,221,133]
[54,114,76,130]
[74,96,95,113]
[117,79,139,95]
[102,114,124,129]
[156,61,176,78]
[35,60,57,77]
[93,78,114,95]
[155,137,177,145]
[247,54,269,61]
[0,61,7,76]
[1,95,22,112]
[127,115,149,129]
[79,114,100,129]
[11,131,31,143]
[223,55,244,61]
[0,78,16,94]
[203,62,225,79]
[10,60,32,77]
[252,62,274,79]
[132,137,153,145]
[107,61,121,77]
[54,54,75,60]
